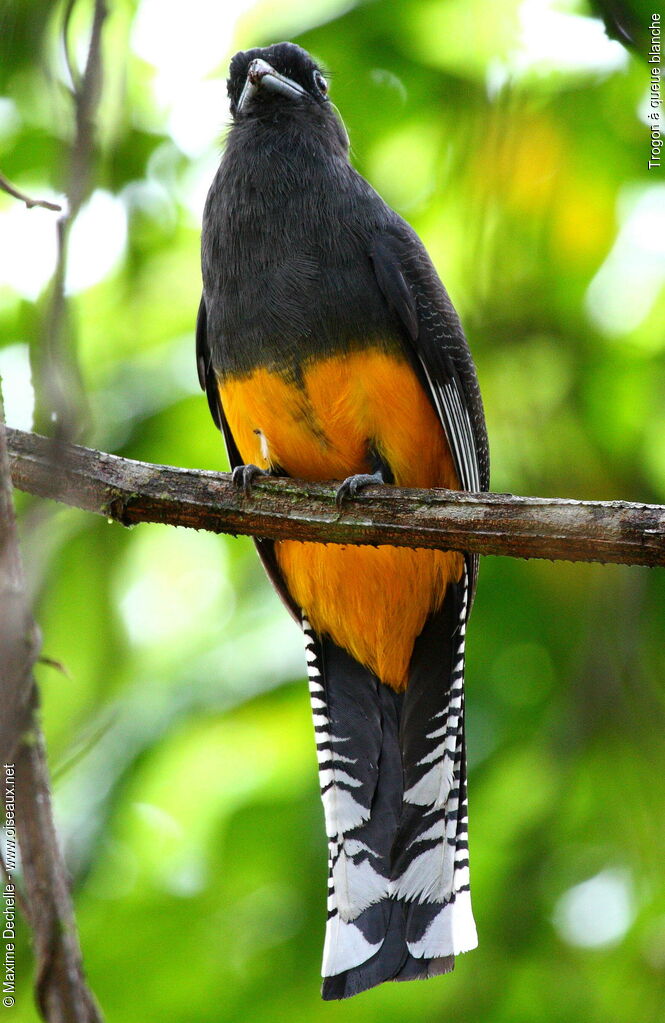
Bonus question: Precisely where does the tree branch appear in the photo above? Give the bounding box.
[6,427,665,568]
[0,10,110,1020]
[0,410,102,1021]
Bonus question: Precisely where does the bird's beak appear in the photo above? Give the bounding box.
[237,58,307,113]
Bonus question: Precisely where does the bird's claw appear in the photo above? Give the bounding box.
[335,472,384,509]
[232,464,270,495]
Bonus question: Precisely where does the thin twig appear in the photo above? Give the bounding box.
[37,655,73,679]
[6,427,665,568]
[68,0,107,219]
[0,172,62,212]
[34,0,108,440]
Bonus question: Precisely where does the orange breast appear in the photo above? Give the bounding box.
[219,348,462,689]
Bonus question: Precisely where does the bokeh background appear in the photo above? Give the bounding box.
[1,0,664,1020]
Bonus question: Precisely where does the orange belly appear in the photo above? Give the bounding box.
[219,348,462,689]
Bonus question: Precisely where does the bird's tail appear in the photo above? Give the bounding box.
[303,565,477,1001]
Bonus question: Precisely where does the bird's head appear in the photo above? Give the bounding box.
[227,42,348,152]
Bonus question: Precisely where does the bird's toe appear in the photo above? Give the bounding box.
[232,464,270,495]
[335,472,384,509]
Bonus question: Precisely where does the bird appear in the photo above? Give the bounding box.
[197,41,489,1000]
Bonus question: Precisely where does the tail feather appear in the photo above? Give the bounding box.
[303,623,398,981]
[303,564,477,1000]
[393,567,478,958]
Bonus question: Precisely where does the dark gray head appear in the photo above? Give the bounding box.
[227,42,348,154]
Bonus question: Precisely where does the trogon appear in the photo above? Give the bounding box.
[197,42,489,1000]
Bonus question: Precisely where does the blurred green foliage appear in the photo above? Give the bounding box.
[1,1,664,1021]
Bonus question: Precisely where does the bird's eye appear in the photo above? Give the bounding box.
[313,70,328,96]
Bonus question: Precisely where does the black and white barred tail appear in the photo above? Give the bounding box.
[303,565,477,1000]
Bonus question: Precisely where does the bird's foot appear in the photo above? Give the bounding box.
[232,463,270,495]
[335,471,384,509]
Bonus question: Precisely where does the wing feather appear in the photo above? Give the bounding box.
[370,225,488,498]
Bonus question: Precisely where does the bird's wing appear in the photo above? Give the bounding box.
[369,220,489,599]
[196,294,301,621]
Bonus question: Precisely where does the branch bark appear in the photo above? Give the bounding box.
[6,427,665,568]
[0,411,102,1020]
